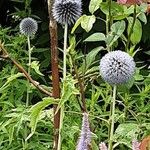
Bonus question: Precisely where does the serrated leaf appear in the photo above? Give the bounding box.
[89,0,102,14]
[56,76,79,113]
[0,73,23,92]
[8,124,15,145]
[84,33,106,42]
[31,61,44,76]
[27,97,58,140]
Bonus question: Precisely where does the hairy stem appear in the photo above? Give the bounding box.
[26,35,31,107]
[57,23,68,150]
[24,35,31,149]
[108,85,117,150]
[63,23,68,79]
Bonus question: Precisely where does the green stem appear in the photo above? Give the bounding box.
[108,0,113,28]
[108,85,117,150]
[125,4,137,52]
[106,0,113,52]
[57,23,68,150]
[63,23,68,79]
[24,35,31,149]
[26,35,31,107]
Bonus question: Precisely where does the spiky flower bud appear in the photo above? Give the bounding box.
[99,142,108,150]
[76,113,91,150]
[19,17,38,36]
[52,0,82,25]
[99,50,136,85]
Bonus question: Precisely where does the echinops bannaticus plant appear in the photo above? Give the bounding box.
[19,17,38,36]
[52,1,82,149]
[99,50,136,150]
[52,0,82,25]
[99,50,136,85]
[19,16,38,148]
[19,17,38,107]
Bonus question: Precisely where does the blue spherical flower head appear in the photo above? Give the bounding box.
[19,17,38,36]
[52,0,82,25]
[99,50,136,85]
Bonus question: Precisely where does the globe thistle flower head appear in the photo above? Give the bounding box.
[52,0,82,25]
[99,50,136,85]
[19,17,38,36]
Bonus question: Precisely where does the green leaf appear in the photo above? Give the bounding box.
[137,3,147,13]
[8,124,15,145]
[127,17,142,44]
[106,20,125,47]
[84,33,106,42]
[81,15,96,32]
[0,73,23,92]
[138,12,147,24]
[67,35,76,55]
[89,0,102,14]
[80,46,103,72]
[31,61,44,76]
[56,76,79,113]
[100,2,124,16]
[71,15,96,33]
[71,16,83,34]
[134,68,144,81]
[114,123,140,148]
[27,97,58,140]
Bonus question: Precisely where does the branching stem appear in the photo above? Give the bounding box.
[0,43,52,97]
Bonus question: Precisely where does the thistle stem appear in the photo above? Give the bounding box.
[26,35,31,107]
[63,23,68,79]
[57,23,68,150]
[108,85,117,150]
[24,35,31,150]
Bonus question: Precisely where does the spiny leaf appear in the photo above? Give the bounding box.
[27,97,58,140]
[31,61,44,76]
[0,73,23,92]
